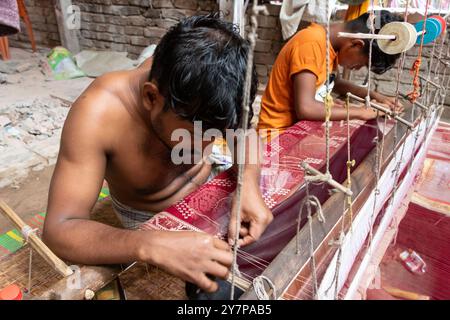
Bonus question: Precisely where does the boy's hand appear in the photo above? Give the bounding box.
[139,231,232,293]
[373,93,404,113]
[228,180,273,247]
[359,107,380,121]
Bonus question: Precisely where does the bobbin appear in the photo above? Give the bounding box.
[430,15,447,36]
[378,22,417,55]
[415,18,441,45]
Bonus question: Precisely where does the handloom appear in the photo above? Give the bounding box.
[1,1,449,301]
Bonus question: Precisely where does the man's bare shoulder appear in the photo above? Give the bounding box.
[61,71,138,153]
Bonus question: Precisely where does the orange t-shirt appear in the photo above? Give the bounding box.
[257,23,337,134]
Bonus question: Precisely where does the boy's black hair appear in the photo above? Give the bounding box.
[344,10,403,74]
[149,13,257,132]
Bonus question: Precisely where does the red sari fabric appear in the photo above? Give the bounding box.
[140,119,376,280]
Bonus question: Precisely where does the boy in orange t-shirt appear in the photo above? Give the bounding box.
[258,11,404,136]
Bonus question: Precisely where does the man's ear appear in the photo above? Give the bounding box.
[352,39,365,50]
[142,81,164,112]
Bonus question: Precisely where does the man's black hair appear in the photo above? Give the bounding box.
[344,10,403,74]
[149,13,257,132]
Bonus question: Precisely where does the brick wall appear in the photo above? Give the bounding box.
[7,0,283,87]
[252,3,283,89]
[74,0,217,56]
[7,1,449,110]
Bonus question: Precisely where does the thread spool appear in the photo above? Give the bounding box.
[415,18,441,45]
[378,22,417,55]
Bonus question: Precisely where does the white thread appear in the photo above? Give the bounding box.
[21,225,38,242]
[253,275,277,300]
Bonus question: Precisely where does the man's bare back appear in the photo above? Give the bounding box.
[70,61,212,213]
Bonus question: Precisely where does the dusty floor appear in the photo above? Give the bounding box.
[0,48,93,188]
[0,166,53,234]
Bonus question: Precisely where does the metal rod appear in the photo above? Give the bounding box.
[338,32,396,40]
[347,93,414,128]
[416,30,425,36]
[301,163,353,197]
[419,74,442,89]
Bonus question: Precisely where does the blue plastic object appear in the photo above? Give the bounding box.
[415,18,441,45]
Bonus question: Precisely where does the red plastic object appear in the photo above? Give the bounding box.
[430,15,447,36]
[0,284,23,300]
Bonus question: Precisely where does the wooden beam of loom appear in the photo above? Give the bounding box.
[0,201,74,278]
[36,265,122,300]
[30,101,432,300]
[241,99,425,300]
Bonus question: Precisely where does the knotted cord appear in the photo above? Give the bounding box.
[408,0,431,102]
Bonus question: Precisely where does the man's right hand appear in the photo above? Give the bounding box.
[138,231,233,293]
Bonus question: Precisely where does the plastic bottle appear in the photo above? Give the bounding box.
[399,249,427,275]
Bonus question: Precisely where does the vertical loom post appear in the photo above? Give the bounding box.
[0,200,73,277]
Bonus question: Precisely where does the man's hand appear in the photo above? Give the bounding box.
[140,231,232,293]
[228,179,273,247]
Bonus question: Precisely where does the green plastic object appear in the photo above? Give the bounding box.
[47,46,85,80]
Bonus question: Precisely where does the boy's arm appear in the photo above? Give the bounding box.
[293,71,379,121]
[334,77,404,110]
[43,85,232,293]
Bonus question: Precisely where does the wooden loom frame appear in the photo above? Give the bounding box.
[28,99,441,300]
[8,2,448,300]
[241,101,443,300]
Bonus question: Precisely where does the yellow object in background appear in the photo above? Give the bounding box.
[345,0,370,21]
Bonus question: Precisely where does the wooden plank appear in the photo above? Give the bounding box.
[0,201,73,277]
[241,100,419,300]
[54,0,80,54]
[35,265,122,300]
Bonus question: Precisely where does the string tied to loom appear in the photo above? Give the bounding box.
[324,93,334,123]
[253,275,277,300]
[21,225,38,243]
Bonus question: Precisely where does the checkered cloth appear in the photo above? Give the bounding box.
[111,144,233,229]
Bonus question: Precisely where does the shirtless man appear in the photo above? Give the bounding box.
[42,14,273,294]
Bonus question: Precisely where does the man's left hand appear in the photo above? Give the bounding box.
[228,179,273,247]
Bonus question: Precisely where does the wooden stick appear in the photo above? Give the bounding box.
[0,200,73,277]
[347,93,414,128]
[301,163,353,196]
[413,100,429,111]
[338,32,396,40]
[383,286,430,300]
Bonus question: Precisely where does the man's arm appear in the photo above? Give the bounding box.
[227,129,273,247]
[293,71,379,121]
[43,83,232,292]
[334,77,403,110]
